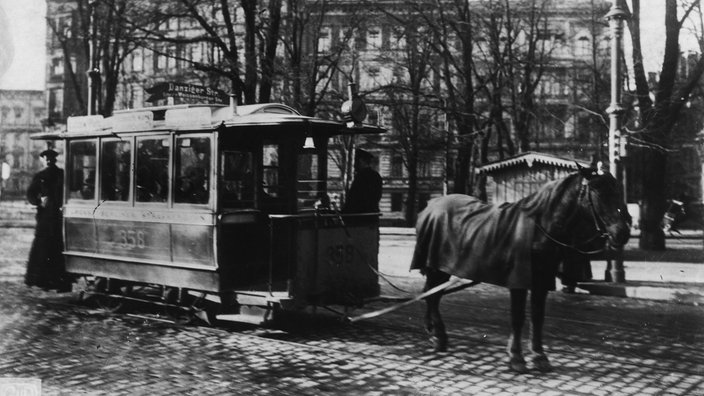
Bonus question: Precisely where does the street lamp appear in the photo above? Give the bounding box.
[86,0,100,116]
[605,0,629,283]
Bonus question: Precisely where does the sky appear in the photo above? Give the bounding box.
[0,0,46,90]
[0,0,699,91]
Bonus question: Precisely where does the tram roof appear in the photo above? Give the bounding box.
[31,103,385,140]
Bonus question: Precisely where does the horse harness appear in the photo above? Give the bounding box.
[534,176,612,255]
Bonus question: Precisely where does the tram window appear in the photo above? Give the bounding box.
[297,152,323,210]
[221,150,254,207]
[67,140,97,201]
[262,144,280,198]
[100,140,131,201]
[175,137,210,204]
[135,137,169,203]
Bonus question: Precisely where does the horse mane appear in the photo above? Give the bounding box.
[517,172,582,221]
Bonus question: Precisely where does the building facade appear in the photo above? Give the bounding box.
[0,90,49,199]
[43,0,701,223]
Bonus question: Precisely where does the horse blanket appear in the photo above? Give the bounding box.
[410,194,538,289]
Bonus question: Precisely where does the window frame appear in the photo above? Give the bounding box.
[66,139,98,204]
[134,134,171,206]
[173,133,213,207]
[99,137,134,204]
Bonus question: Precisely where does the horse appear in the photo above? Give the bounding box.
[410,167,631,373]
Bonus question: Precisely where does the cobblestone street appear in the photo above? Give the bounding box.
[1,228,703,395]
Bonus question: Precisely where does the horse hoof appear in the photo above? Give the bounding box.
[532,354,553,372]
[429,336,447,352]
[508,355,528,374]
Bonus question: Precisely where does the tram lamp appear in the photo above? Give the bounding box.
[303,137,316,149]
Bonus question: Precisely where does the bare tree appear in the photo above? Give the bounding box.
[370,3,443,225]
[625,0,704,249]
[48,0,151,117]
[280,0,359,116]
[136,0,282,104]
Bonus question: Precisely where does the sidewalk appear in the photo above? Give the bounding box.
[382,226,704,305]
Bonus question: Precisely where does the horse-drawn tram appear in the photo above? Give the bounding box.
[38,102,385,324]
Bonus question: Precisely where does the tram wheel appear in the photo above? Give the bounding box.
[92,277,131,313]
[162,288,196,325]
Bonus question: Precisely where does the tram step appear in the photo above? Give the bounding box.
[216,305,275,325]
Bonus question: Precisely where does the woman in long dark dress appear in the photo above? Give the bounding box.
[25,149,71,292]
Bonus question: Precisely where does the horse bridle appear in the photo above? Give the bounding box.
[535,178,612,255]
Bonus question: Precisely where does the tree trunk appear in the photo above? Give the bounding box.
[638,148,667,249]
[240,0,258,104]
[405,156,418,226]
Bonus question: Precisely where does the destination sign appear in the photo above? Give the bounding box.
[145,82,229,104]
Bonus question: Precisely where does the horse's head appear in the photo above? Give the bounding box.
[578,167,631,249]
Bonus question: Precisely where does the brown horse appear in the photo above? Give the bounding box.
[410,167,630,373]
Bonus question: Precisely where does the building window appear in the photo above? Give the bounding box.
[391,193,404,212]
[132,49,143,72]
[48,88,63,119]
[318,27,331,52]
[155,48,166,71]
[418,159,431,178]
[391,156,403,178]
[367,28,382,49]
[13,107,23,119]
[167,45,177,72]
[51,57,64,76]
[367,108,379,125]
[576,36,590,57]
[390,27,405,50]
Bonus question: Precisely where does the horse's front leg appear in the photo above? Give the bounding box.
[508,289,528,373]
[424,270,450,352]
[530,287,553,372]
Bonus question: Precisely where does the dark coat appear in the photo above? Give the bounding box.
[344,167,382,213]
[25,164,69,290]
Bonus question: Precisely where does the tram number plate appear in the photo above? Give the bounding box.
[327,244,355,265]
[118,229,146,249]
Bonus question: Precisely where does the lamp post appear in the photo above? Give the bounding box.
[86,0,100,116]
[604,0,629,283]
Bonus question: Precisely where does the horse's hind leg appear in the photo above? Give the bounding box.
[424,270,450,352]
[508,289,528,373]
[530,287,553,372]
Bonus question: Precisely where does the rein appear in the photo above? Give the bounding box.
[535,180,611,255]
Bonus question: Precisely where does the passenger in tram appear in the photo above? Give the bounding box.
[343,149,382,213]
[25,149,73,292]
[178,146,210,204]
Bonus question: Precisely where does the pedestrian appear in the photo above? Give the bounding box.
[558,249,592,293]
[343,149,382,213]
[25,149,72,292]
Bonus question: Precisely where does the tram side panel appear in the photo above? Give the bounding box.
[63,208,220,292]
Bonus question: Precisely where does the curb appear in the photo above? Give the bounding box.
[576,281,704,305]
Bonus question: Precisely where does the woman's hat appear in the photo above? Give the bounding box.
[355,149,374,162]
[40,149,59,159]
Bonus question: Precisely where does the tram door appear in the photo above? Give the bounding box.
[217,134,297,291]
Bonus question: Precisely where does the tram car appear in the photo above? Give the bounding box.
[36,102,384,324]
